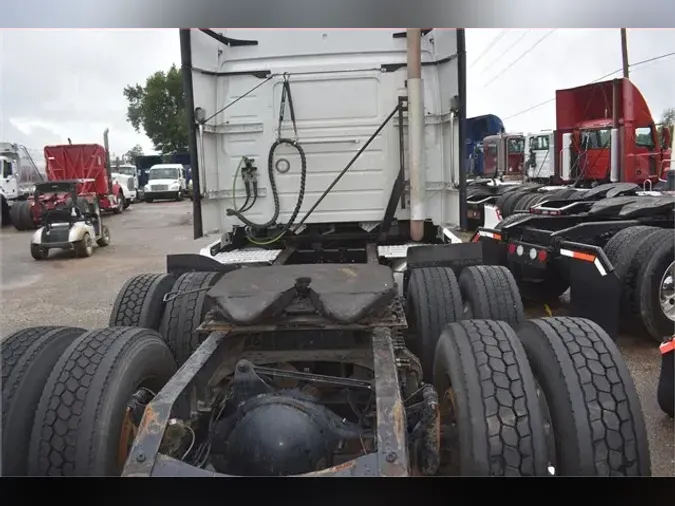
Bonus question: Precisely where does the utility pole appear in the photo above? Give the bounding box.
[620,29,629,78]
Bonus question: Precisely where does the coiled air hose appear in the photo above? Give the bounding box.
[226,138,307,244]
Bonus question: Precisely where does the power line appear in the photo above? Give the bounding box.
[501,49,675,121]
[631,50,675,69]
[481,29,557,89]
[476,29,531,77]
[469,29,507,69]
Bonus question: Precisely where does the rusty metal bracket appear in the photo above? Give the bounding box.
[372,327,409,477]
[122,331,229,477]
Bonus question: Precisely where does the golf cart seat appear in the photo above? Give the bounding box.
[207,263,397,325]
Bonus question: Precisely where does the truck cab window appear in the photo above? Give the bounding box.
[635,127,654,149]
[530,136,549,151]
[580,129,611,150]
[507,138,524,154]
[2,160,12,178]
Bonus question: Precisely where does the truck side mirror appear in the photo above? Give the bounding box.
[662,128,671,150]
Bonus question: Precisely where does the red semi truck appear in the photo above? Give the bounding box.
[554,77,671,187]
[9,130,125,230]
[481,133,526,178]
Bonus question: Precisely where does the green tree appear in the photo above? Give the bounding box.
[662,108,675,128]
[657,108,675,148]
[123,65,188,154]
[124,144,144,163]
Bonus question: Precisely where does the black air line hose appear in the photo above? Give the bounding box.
[226,138,307,235]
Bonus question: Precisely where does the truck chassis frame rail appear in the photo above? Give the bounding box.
[123,323,411,477]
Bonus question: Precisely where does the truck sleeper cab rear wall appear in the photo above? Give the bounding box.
[190,29,463,237]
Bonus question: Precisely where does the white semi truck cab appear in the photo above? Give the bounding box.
[184,28,466,262]
[111,163,139,206]
[525,130,554,182]
[0,142,44,225]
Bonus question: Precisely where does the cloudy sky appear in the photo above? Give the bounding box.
[1,29,674,158]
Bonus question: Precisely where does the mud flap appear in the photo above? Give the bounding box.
[561,241,621,340]
[406,241,485,276]
[166,253,239,277]
[471,228,508,267]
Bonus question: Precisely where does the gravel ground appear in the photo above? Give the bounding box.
[1,201,672,476]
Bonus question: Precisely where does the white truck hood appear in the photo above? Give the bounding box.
[112,173,134,183]
[147,179,180,186]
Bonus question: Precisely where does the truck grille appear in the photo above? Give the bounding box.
[151,185,168,192]
[127,179,136,191]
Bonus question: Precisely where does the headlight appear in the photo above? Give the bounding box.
[170,183,180,190]
[144,185,150,191]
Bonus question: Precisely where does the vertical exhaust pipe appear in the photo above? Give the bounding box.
[407,28,426,242]
[103,128,113,194]
[610,79,621,182]
[457,28,468,231]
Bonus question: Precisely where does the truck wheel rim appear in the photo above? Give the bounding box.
[659,261,675,321]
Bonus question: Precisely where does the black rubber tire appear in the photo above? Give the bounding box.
[27,327,177,476]
[433,320,548,476]
[109,273,176,331]
[10,201,28,231]
[30,244,49,261]
[602,226,661,332]
[160,271,222,365]
[515,193,541,213]
[495,187,521,212]
[458,265,525,328]
[516,317,651,476]
[1,196,10,227]
[603,226,657,267]
[73,232,94,258]
[636,232,675,341]
[499,190,526,217]
[1,326,87,476]
[505,191,534,216]
[657,343,674,418]
[96,225,110,247]
[405,267,463,383]
[616,228,671,335]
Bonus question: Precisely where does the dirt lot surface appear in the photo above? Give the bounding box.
[1,201,673,476]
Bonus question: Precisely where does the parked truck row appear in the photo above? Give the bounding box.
[465,77,672,229]
[1,131,136,231]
